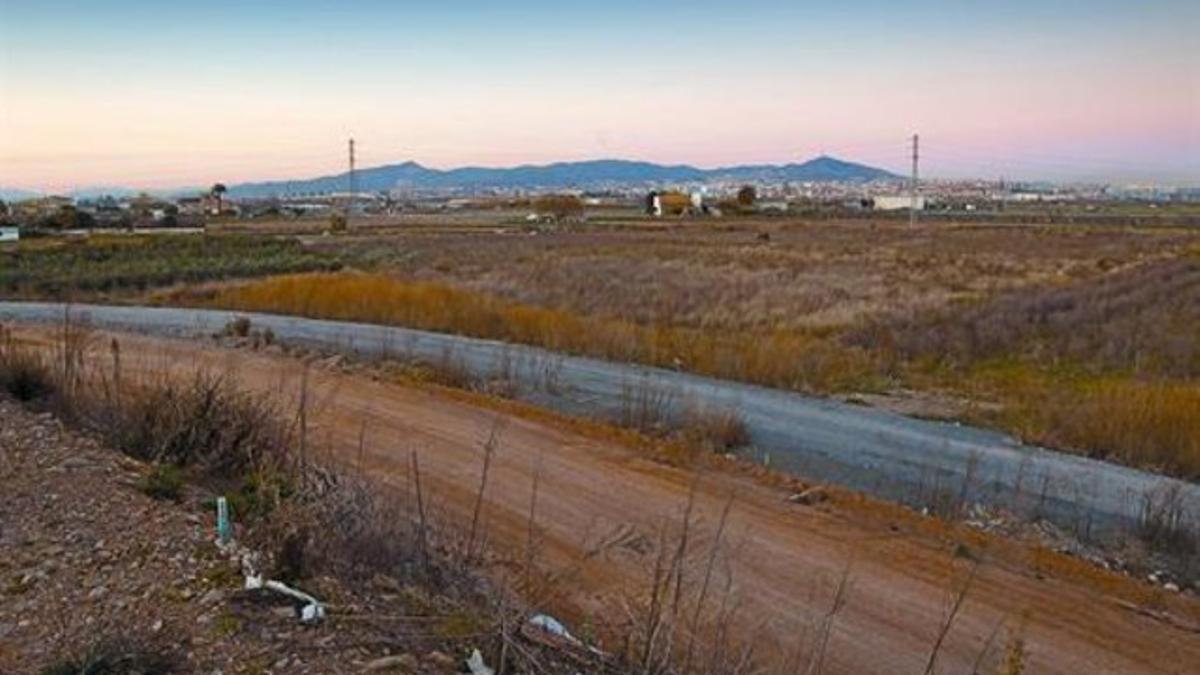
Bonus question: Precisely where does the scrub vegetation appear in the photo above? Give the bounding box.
[0,233,340,298]
[202,220,1200,479]
[5,220,1197,476]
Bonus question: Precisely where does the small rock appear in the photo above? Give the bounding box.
[425,651,455,669]
[363,654,416,671]
[1164,582,1180,593]
[199,589,224,606]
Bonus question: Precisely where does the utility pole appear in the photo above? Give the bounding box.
[910,132,920,228]
[347,137,357,225]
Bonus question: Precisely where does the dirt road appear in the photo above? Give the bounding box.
[9,325,1198,674]
[2,302,1195,539]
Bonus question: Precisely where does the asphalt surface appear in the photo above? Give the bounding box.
[2,301,1196,537]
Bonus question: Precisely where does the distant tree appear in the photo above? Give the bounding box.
[211,183,228,214]
[657,191,692,216]
[0,199,7,218]
[329,212,347,233]
[533,194,585,222]
[40,204,94,230]
[737,185,757,207]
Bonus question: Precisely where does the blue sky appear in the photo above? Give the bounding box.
[2,0,1197,189]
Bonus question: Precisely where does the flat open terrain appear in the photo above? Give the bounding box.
[7,216,1199,477]
[211,217,1200,479]
[8,325,1200,674]
[304,219,1197,331]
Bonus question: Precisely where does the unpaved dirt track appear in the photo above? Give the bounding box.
[10,326,1199,675]
[1,302,1196,539]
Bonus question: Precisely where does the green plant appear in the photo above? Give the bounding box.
[139,464,185,502]
[0,233,340,299]
[213,611,242,638]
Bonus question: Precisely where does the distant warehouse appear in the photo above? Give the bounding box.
[0,226,19,243]
[872,196,926,211]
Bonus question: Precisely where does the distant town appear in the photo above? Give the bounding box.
[2,156,1198,237]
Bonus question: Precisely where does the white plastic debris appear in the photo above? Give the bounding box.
[529,614,576,643]
[526,613,606,656]
[244,573,326,624]
[465,648,494,675]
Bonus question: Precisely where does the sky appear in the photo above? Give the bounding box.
[1,0,1198,191]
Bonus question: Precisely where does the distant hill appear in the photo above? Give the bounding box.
[2,156,899,202]
[0,186,203,202]
[0,188,42,202]
[226,155,899,198]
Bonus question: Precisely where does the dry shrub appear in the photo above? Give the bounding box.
[995,375,1200,479]
[994,634,1027,675]
[91,374,289,481]
[1138,483,1197,557]
[210,273,879,394]
[679,404,750,454]
[533,194,585,221]
[223,316,252,338]
[41,636,179,675]
[0,325,54,402]
[855,257,1200,379]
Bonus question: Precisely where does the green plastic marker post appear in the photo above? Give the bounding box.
[216,496,231,544]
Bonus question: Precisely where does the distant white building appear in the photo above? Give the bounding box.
[873,196,926,211]
[0,226,19,243]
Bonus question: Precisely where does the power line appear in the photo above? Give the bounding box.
[910,132,919,228]
[347,137,356,224]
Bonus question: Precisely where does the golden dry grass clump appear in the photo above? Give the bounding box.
[213,272,880,394]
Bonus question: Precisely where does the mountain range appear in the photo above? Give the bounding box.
[1,156,899,202]
[226,155,899,198]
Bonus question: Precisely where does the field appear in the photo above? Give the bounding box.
[3,217,1199,673]
[4,217,1199,477]
[219,218,1200,478]
[0,233,341,299]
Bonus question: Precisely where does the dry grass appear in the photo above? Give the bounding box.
[208,258,1200,478]
[209,272,881,394]
[310,220,1198,331]
[858,256,1200,378]
[995,376,1200,479]
[291,223,1200,479]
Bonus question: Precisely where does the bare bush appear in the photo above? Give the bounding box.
[0,325,54,402]
[91,373,289,480]
[680,403,751,453]
[40,634,179,675]
[1139,482,1198,558]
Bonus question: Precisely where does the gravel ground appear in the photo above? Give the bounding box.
[0,398,499,674]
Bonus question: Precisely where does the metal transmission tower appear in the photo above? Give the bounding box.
[909,133,920,228]
[347,138,357,224]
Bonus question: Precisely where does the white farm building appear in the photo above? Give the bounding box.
[872,196,926,211]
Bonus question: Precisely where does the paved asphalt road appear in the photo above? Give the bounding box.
[2,301,1196,538]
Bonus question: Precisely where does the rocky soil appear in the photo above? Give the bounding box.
[0,398,499,674]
